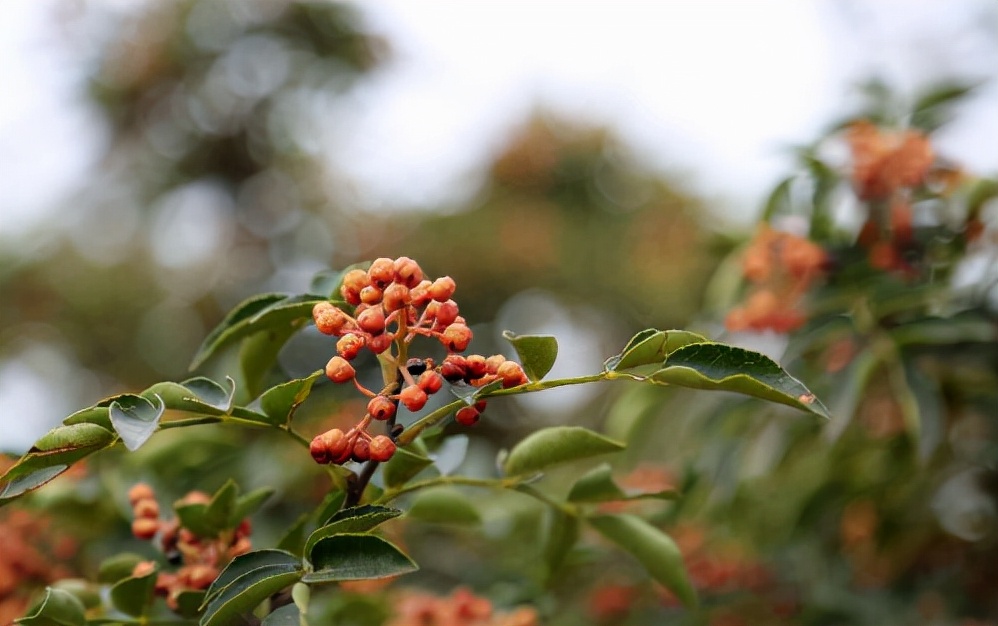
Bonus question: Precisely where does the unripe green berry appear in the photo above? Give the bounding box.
[325,355,356,383]
[399,385,428,412]
[455,406,480,426]
[369,435,397,462]
[367,396,397,421]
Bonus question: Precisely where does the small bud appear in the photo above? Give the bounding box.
[428,276,457,302]
[132,518,160,540]
[434,300,460,327]
[368,257,396,288]
[367,396,397,421]
[322,428,350,460]
[484,354,506,375]
[128,483,155,505]
[369,435,397,462]
[336,334,366,361]
[455,406,480,426]
[340,269,370,306]
[441,323,473,352]
[132,560,157,578]
[418,371,444,394]
[400,385,429,412]
[325,355,356,383]
[393,256,424,288]
[357,306,387,335]
[313,302,347,335]
[359,285,384,305]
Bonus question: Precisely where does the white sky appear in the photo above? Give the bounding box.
[1,0,997,450]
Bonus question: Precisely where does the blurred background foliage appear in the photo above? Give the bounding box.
[1,1,997,625]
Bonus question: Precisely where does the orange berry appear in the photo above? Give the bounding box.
[382,282,410,312]
[178,490,211,506]
[440,354,468,382]
[132,560,157,578]
[484,354,506,375]
[393,256,423,288]
[367,396,397,421]
[310,436,330,464]
[497,361,528,388]
[131,518,159,540]
[340,269,370,306]
[367,332,394,354]
[184,564,219,590]
[229,536,252,558]
[417,371,444,394]
[357,306,387,335]
[368,257,396,288]
[352,438,371,463]
[465,354,488,379]
[409,280,432,307]
[336,334,366,360]
[455,406,480,426]
[442,323,473,352]
[400,385,428,412]
[428,276,457,302]
[133,498,160,519]
[128,483,155,505]
[325,355,356,383]
[431,300,460,327]
[359,285,383,305]
[368,435,397,462]
[322,428,350,459]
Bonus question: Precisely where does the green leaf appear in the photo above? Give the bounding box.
[568,463,678,503]
[760,176,794,222]
[97,552,146,583]
[544,508,579,574]
[15,587,86,626]
[503,426,625,477]
[889,316,997,347]
[643,342,830,419]
[589,513,697,608]
[304,505,403,559]
[232,487,276,525]
[449,379,503,406]
[259,370,324,426]
[239,319,303,402]
[406,488,481,525]
[109,564,159,617]
[314,489,348,525]
[177,479,240,538]
[910,81,978,131]
[49,580,100,611]
[142,377,235,415]
[200,564,302,626]
[604,329,708,375]
[309,264,366,301]
[276,513,311,557]
[190,293,324,372]
[0,424,115,503]
[109,394,165,451]
[61,404,112,429]
[173,590,207,620]
[262,604,301,626]
[302,535,417,584]
[501,331,558,382]
[382,446,434,489]
[203,550,301,606]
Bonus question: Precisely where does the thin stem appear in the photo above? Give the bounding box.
[375,475,517,504]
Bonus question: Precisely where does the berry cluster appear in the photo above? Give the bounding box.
[128,484,252,612]
[725,225,826,334]
[310,257,527,466]
[387,587,538,626]
[0,509,77,624]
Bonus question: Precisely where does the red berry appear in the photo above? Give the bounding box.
[133,498,160,519]
[431,300,460,327]
[369,435,397,462]
[359,285,383,305]
[229,536,252,557]
[184,564,219,590]
[497,361,528,388]
[400,385,428,412]
[357,306,387,335]
[484,354,506,375]
[465,354,487,379]
[455,406,480,426]
[336,334,366,360]
[442,323,473,352]
[368,396,397,421]
[368,257,396,288]
[325,356,356,383]
[352,438,371,463]
[428,276,457,302]
[440,354,468,382]
[367,332,394,354]
[340,269,370,306]
[474,400,487,412]
[382,282,410,312]
[393,256,424,288]
[310,435,330,464]
[409,280,432,307]
[418,370,444,394]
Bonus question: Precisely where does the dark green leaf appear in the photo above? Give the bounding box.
[203,550,301,606]
[501,331,558,382]
[640,342,830,419]
[97,553,146,583]
[604,329,708,375]
[109,394,165,451]
[200,565,302,626]
[262,604,301,626]
[568,463,678,503]
[406,488,480,525]
[304,505,403,559]
[382,446,433,489]
[174,501,214,538]
[302,535,417,583]
[204,479,239,532]
[61,404,112,429]
[259,371,323,425]
[889,316,997,347]
[589,513,697,608]
[14,587,86,626]
[109,565,159,617]
[0,424,115,503]
[232,487,276,525]
[173,590,207,620]
[503,426,625,477]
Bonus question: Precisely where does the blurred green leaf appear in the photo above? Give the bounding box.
[232,486,276,525]
[0,424,115,503]
[174,590,207,620]
[262,604,301,626]
[109,393,165,451]
[503,426,625,477]
[303,535,417,583]
[761,176,793,222]
[15,587,86,626]
[259,370,323,426]
[642,342,830,419]
[304,505,402,559]
[109,564,159,617]
[97,552,146,583]
[406,488,481,525]
[567,463,678,503]
[276,513,311,558]
[889,316,997,347]
[382,446,434,489]
[501,331,558,381]
[910,81,978,131]
[48,580,100,611]
[544,508,579,574]
[589,513,697,608]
